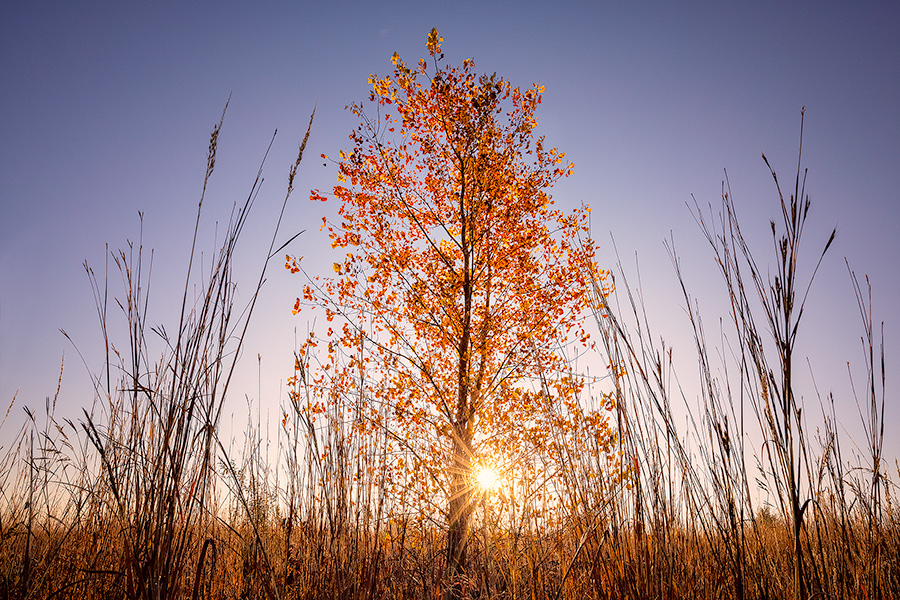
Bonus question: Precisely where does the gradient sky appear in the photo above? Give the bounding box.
[2,2,898,464]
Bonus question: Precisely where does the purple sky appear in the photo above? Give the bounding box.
[2,2,898,465]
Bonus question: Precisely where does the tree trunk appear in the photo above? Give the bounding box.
[446,424,475,600]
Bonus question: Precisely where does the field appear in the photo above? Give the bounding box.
[1,111,897,600]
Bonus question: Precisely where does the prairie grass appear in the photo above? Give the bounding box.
[1,110,896,599]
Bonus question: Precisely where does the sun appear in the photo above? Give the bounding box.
[475,466,501,493]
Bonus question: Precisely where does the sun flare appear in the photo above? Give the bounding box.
[475,466,501,492]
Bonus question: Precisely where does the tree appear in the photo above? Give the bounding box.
[288,29,615,597]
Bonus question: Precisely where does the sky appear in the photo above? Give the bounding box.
[2,2,898,466]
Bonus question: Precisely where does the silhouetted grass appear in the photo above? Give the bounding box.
[0,110,896,599]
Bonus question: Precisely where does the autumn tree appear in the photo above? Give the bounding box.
[288,29,615,597]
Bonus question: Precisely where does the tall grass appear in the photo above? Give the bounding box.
[1,110,897,599]
[585,111,896,600]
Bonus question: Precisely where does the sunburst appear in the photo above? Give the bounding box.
[475,466,501,493]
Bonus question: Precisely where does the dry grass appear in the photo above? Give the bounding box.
[1,110,897,599]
